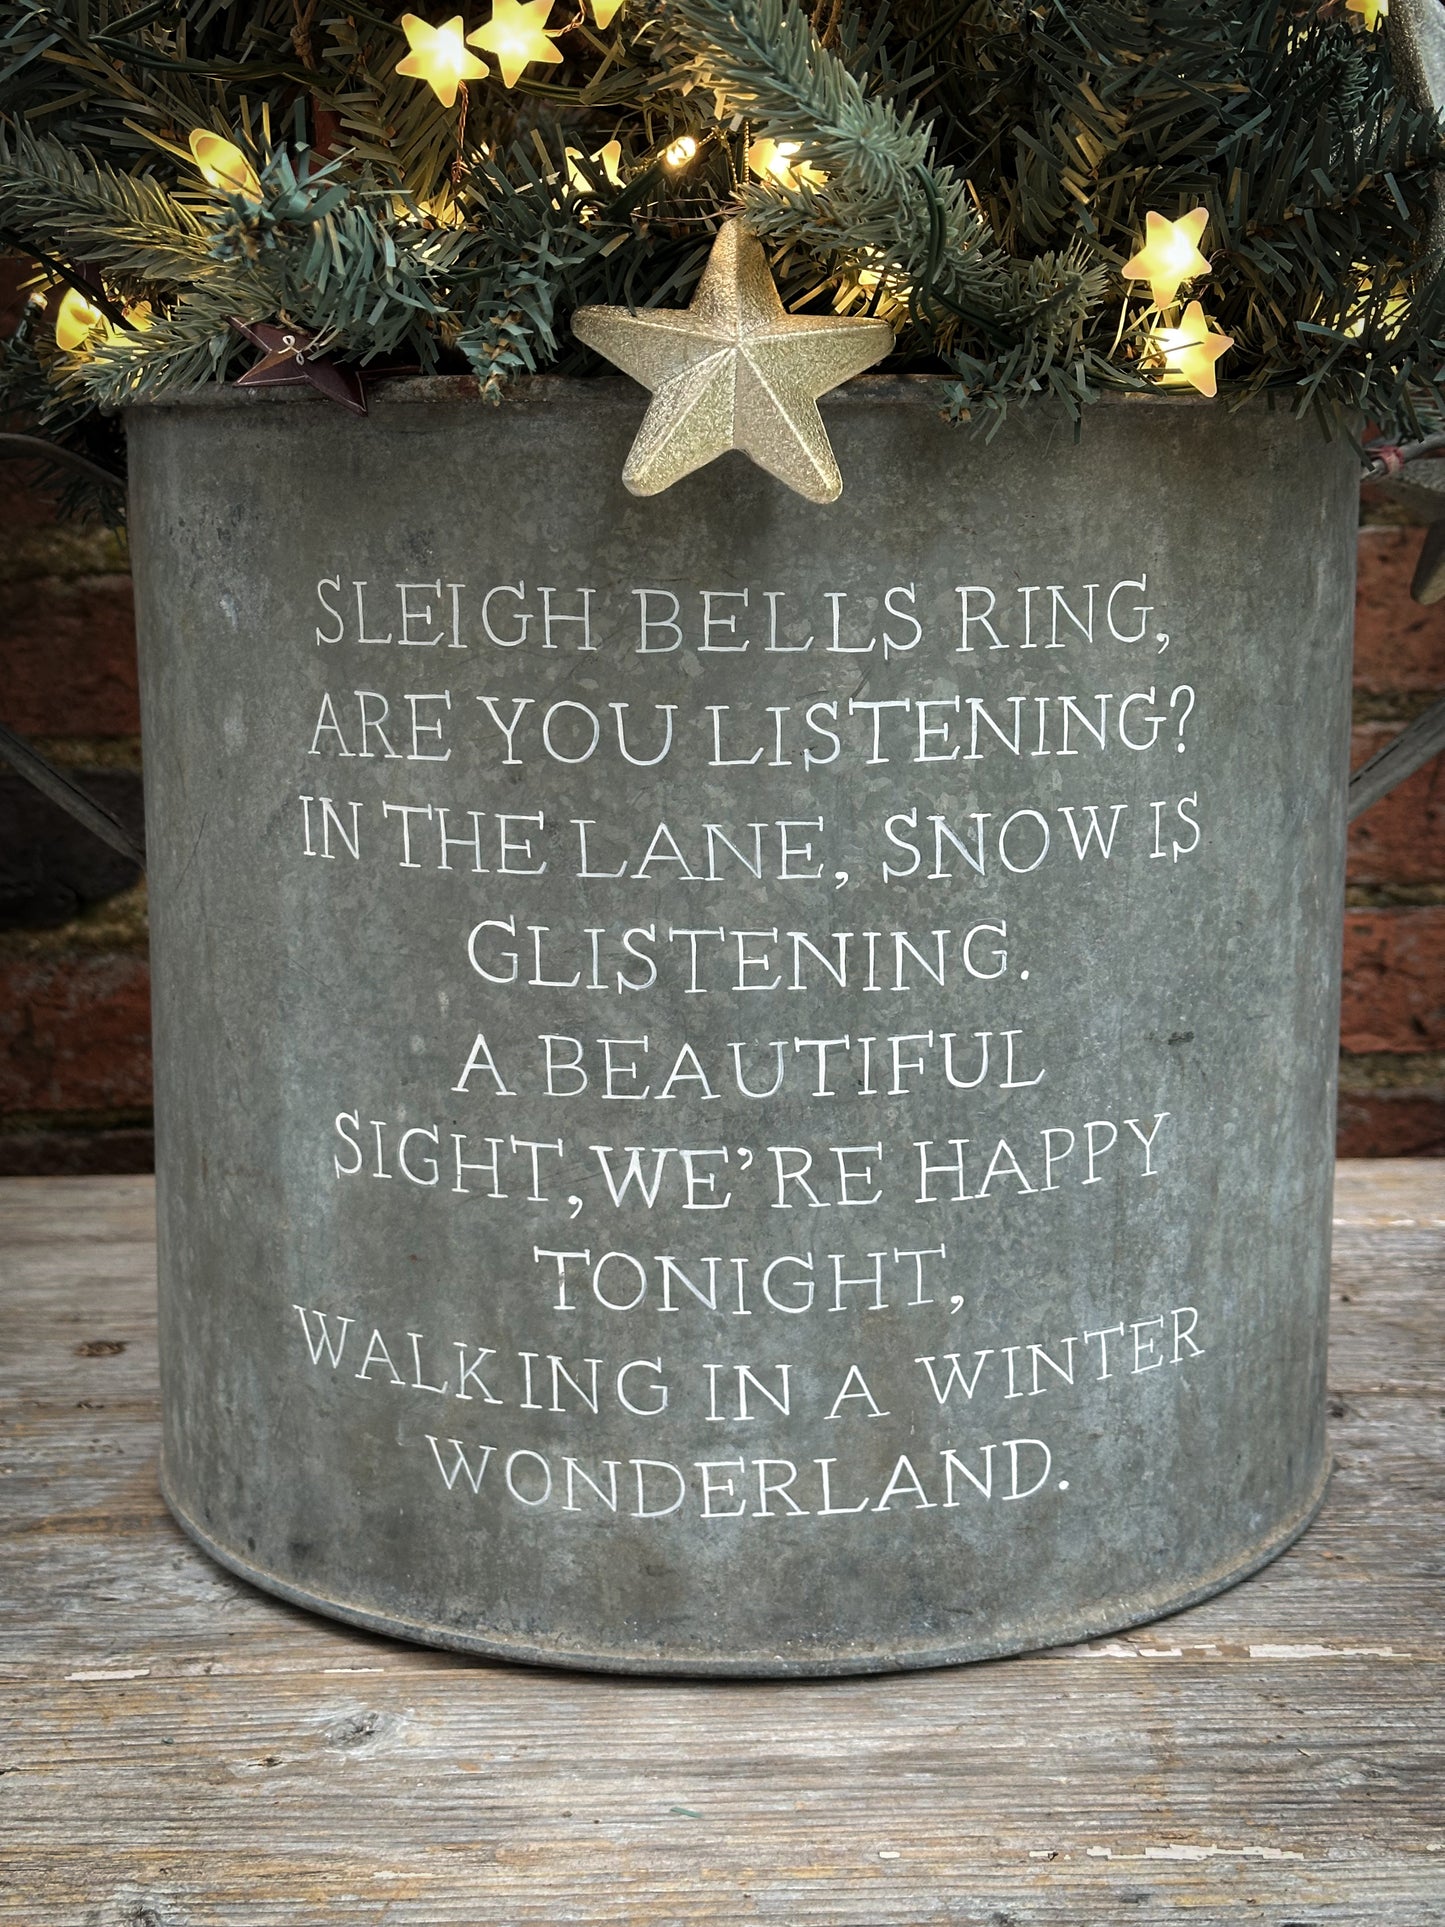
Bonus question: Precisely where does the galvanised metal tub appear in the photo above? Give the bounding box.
[126,378,1355,1675]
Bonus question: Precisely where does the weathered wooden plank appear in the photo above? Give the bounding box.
[1333,1157,1445,1228]
[0,1172,157,1247]
[5,1662,1445,1916]
[2,1168,1443,1926]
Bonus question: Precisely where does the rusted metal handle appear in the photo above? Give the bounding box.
[0,432,125,492]
[3,698,1435,858]
[1348,696,1445,822]
[0,720,145,868]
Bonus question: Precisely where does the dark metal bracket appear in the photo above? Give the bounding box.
[0,431,125,492]
[3,689,1433,862]
[0,720,145,868]
[1348,696,1445,822]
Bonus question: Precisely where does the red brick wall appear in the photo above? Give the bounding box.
[1,269,1442,1169]
[1339,513,1445,1154]
[1,258,151,1172]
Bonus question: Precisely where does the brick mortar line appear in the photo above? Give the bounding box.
[0,539,128,587]
[1338,1050,1445,1090]
[0,1108,153,1134]
[1352,691,1445,724]
[0,882,149,958]
[24,735,144,771]
[1346,884,1445,906]
[1360,499,1443,527]
[0,935,150,960]
[1359,492,1413,520]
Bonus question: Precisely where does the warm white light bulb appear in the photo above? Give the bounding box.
[746,137,826,190]
[466,0,564,89]
[1123,208,1212,310]
[54,287,105,352]
[395,14,489,105]
[1146,300,1233,397]
[188,129,261,199]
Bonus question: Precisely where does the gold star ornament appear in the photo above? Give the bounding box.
[571,220,893,501]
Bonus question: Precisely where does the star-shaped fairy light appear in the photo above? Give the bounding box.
[230,319,368,415]
[572,219,892,501]
[466,0,563,89]
[395,15,489,107]
[1346,268,1409,339]
[567,139,625,191]
[1123,208,1212,310]
[1148,301,1233,398]
[590,0,624,23]
[1347,0,1387,27]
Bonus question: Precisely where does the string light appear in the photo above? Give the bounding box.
[394,15,489,106]
[54,291,150,354]
[466,0,563,90]
[1147,300,1233,397]
[746,137,826,190]
[188,130,261,200]
[663,134,698,168]
[1346,272,1408,339]
[54,288,105,351]
[416,193,467,226]
[1123,208,1212,310]
[853,247,904,296]
[589,0,625,24]
[1346,0,1387,27]
[832,246,909,315]
[567,139,625,190]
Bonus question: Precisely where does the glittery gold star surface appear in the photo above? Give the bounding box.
[571,220,893,501]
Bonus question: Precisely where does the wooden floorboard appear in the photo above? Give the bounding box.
[1,1166,1443,1925]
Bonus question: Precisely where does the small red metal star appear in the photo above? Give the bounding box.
[230,318,368,415]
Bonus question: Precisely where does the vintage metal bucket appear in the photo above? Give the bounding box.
[126,377,1356,1675]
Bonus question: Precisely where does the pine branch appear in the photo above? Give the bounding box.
[0,130,215,282]
[6,0,1445,501]
[659,0,1107,353]
[449,142,607,395]
[664,0,936,199]
[70,275,265,405]
[0,307,128,519]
